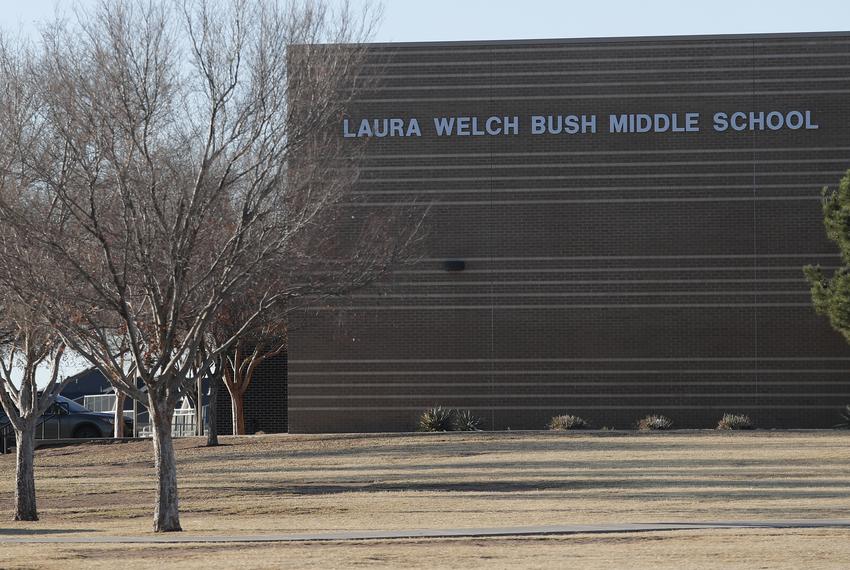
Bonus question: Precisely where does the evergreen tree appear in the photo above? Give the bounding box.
[804,170,850,341]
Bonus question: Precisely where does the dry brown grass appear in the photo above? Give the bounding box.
[2,529,849,570]
[0,431,848,567]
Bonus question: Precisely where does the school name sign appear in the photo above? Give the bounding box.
[342,110,819,138]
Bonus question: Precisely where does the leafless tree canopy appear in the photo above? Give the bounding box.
[17,1,378,390]
[0,0,418,532]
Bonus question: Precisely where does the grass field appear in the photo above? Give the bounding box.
[0,431,848,568]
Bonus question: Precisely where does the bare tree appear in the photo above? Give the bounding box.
[213,297,287,435]
[181,343,214,437]
[0,31,76,523]
[199,335,223,446]
[113,389,128,438]
[206,368,221,446]
[108,344,133,438]
[0,0,384,532]
[0,310,67,521]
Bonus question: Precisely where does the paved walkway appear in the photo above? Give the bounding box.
[1,519,849,543]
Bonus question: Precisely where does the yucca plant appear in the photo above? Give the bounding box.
[833,405,850,429]
[717,413,754,430]
[454,410,483,431]
[636,414,674,431]
[548,414,590,430]
[418,406,455,432]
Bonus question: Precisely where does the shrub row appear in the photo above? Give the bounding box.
[418,409,758,431]
[418,407,483,432]
[548,414,589,430]
[548,413,756,431]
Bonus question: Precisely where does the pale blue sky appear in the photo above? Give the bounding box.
[5,1,850,42]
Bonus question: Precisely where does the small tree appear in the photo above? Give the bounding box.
[805,170,850,340]
[0,316,67,521]
[108,345,133,438]
[205,350,224,447]
[218,315,287,436]
[0,34,72,522]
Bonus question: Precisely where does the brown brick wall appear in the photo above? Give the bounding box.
[285,32,850,432]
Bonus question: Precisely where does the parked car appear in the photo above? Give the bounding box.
[0,396,132,449]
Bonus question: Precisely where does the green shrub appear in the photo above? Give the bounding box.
[717,413,754,430]
[454,410,483,431]
[548,414,590,430]
[636,415,673,431]
[418,406,455,432]
[834,405,850,429]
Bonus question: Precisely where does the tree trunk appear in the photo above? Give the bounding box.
[206,373,219,447]
[14,425,37,521]
[114,391,126,438]
[195,377,204,437]
[230,391,246,436]
[149,395,181,532]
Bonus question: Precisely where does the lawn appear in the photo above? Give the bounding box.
[0,431,848,568]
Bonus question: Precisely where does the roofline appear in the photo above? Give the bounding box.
[362,30,850,49]
[63,365,99,382]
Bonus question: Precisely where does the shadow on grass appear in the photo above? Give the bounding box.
[0,528,98,536]
[229,478,850,498]
[256,458,850,473]
[184,438,827,463]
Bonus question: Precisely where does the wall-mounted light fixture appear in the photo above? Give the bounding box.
[443,259,466,272]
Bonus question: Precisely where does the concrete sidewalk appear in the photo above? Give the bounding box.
[2,519,850,543]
